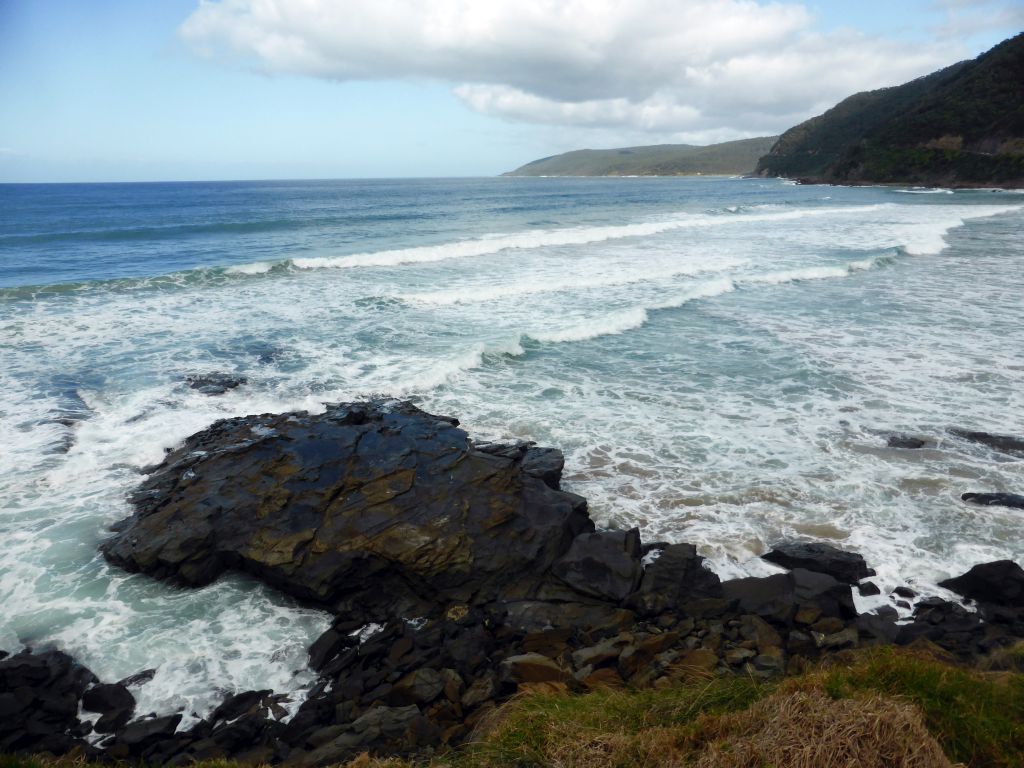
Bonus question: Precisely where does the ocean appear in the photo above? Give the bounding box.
[1,176,1022,722]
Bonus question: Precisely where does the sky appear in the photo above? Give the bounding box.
[0,0,1020,182]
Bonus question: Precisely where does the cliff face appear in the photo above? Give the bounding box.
[756,33,1024,187]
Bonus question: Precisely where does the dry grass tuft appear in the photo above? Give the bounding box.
[692,689,953,768]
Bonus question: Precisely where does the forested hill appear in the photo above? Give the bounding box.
[504,136,777,176]
[755,32,1024,187]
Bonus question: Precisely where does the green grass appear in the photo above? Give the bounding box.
[4,647,1023,767]
[815,647,1024,767]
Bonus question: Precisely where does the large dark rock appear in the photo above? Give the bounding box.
[0,650,98,756]
[625,543,722,616]
[887,434,926,449]
[102,400,593,621]
[949,428,1024,455]
[552,529,642,602]
[940,560,1024,608]
[722,569,855,624]
[82,683,135,733]
[962,492,1024,510]
[761,542,874,584]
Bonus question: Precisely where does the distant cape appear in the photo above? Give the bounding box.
[755,32,1024,188]
[503,136,777,177]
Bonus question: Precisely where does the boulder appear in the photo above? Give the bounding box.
[552,529,642,602]
[102,400,593,621]
[626,543,722,615]
[949,428,1024,455]
[117,714,182,747]
[761,542,874,584]
[499,653,571,685]
[961,492,1024,510]
[939,560,1024,608]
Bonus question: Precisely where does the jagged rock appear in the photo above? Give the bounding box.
[0,649,98,756]
[949,428,1024,455]
[626,543,722,616]
[82,683,135,733]
[962,492,1024,510]
[102,400,593,622]
[761,542,874,584]
[185,373,248,396]
[722,569,855,624]
[552,529,642,602]
[521,446,565,490]
[940,560,1024,608]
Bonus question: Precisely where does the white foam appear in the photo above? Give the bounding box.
[398,259,748,306]
[527,307,649,344]
[225,261,275,275]
[288,205,896,272]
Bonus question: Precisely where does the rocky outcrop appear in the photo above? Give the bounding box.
[76,399,1024,765]
[102,400,592,623]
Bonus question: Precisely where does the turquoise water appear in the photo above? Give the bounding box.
[1,177,1022,721]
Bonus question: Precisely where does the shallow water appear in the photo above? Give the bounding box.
[1,177,1022,720]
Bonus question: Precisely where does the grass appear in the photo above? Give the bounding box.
[3,646,1022,767]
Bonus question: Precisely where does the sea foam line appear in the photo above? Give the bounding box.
[397,258,749,306]
[524,256,891,346]
[267,205,895,274]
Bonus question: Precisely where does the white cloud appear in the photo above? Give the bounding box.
[180,0,972,139]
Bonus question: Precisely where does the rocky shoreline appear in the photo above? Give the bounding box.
[3,400,1022,765]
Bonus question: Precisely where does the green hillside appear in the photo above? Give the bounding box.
[504,136,777,177]
[756,32,1024,187]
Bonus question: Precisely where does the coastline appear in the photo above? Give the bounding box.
[3,400,1022,765]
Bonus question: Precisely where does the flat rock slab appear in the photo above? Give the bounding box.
[761,541,874,584]
[102,400,593,621]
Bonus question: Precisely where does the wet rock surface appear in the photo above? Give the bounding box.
[962,492,1024,509]
[102,400,593,622]
[6,399,1014,764]
[185,373,248,396]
